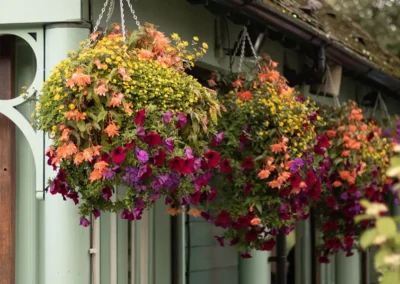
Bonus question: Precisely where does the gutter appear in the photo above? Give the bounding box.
[211,0,400,94]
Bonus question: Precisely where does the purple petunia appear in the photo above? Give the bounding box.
[163,111,172,124]
[289,158,304,173]
[135,147,149,163]
[163,138,174,153]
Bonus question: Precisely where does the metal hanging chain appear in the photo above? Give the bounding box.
[92,0,110,35]
[126,0,141,29]
[244,31,260,67]
[372,92,391,122]
[238,29,247,73]
[231,27,246,71]
[104,0,116,33]
[119,0,127,41]
[233,26,260,72]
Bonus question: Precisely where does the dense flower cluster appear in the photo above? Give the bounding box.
[195,57,323,255]
[313,102,395,262]
[34,24,221,224]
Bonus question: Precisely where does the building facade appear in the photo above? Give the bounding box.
[0,0,399,284]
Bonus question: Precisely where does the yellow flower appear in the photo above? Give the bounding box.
[69,104,76,110]
[202,42,208,49]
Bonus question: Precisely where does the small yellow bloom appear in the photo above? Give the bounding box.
[193,36,199,41]
[202,42,208,49]
[69,104,76,110]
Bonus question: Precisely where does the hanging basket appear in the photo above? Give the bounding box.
[34,23,221,225]
[312,101,395,262]
[194,50,323,255]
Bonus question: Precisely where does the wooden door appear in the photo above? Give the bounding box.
[0,35,16,284]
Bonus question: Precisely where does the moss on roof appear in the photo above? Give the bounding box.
[262,0,400,79]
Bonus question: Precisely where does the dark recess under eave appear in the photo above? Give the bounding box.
[210,0,400,95]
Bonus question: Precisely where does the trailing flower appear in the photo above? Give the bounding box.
[313,102,396,262]
[196,56,322,255]
[34,24,221,224]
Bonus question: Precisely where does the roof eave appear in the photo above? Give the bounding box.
[212,0,400,94]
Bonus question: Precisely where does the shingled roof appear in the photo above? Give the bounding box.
[263,0,400,79]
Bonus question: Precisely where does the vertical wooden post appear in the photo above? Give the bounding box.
[0,35,16,284]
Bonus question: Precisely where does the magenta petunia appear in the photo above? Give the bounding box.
[261,239,276,251]
[145,131,162,147]
[212,131,224,147]
[66,191,79,205]
[92,208,101,219]
[163,111,172,124]
[176,112,187,129]
[185,147,194,159]
[244,183,253,194]
[163,138,174,153]
[125,140,136,150]
[136,126,146,141]
[102,186,113,200]
[215,236,225,247]
[241,157,254,170]
[135,147,149,163]
[245,230,258,242]
[138,164,152,180]
[240,252,252,259]
[317,135,329,148]
[134,108,146,126]
[190,191,201,205]
[112,146,126,164]
[204,150,221,168]
[180,158,194,175]
[219,158,231,173]
[194,172,212,191]
[79,217,91,227]
[217,210,230,227]
[154,149,166,166]
[207,188,218,201]
[325,195,337,208]
[289,173,302,188]
[168,156,185,172]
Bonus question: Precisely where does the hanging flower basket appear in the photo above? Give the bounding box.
[195,56,322,255]
[312,101,395,262]
[34,24,221,225]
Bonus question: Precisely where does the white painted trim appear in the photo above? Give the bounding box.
[93,218,101,284]
[130,222,135,284]
[110,189,117,284]
[0,28,45,200]
[140,210,149,284]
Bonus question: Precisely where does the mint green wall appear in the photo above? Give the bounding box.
[0,0,83,24]
[14,36,39,284]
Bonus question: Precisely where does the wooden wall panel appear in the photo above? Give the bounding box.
[0,35,16,284]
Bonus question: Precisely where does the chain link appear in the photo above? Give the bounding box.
[238,30,247,72]
[91,0,141,44]
[126,0,141,29]
[245,31,260,67]
[92,0,110,35]
[119,0,127,40]
[104,0,115,33]
[231,27,246,70]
